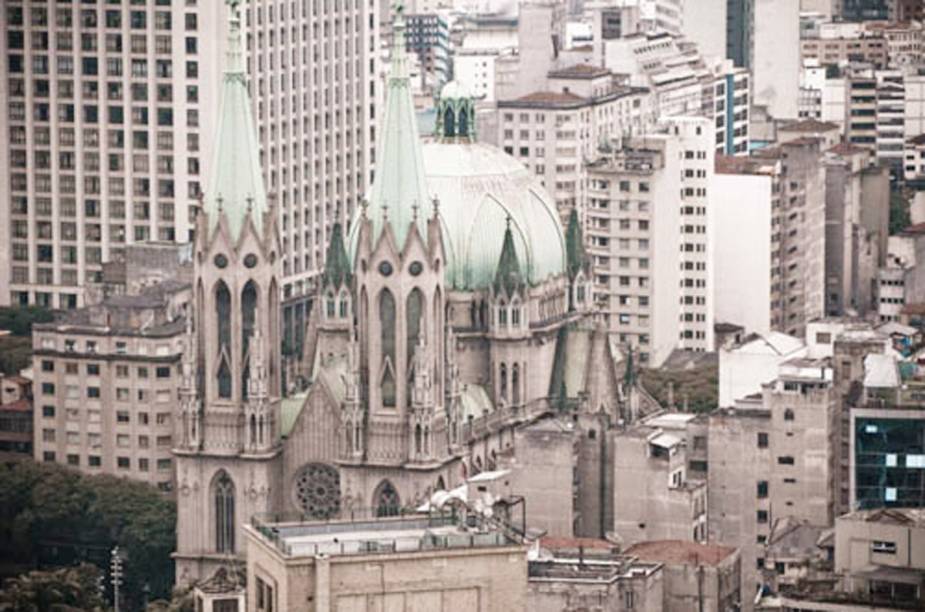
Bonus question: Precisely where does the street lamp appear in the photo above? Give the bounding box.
[110,546,123,612]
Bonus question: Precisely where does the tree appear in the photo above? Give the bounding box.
[890,189,911,235]
[0,461,176,610]
[0,564,106,612]
[0,336,33,375]
[0,307,54,336]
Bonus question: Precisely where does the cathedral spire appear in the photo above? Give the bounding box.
[203,0,267,243]
[322,223,352,288]
[348,2,429,258]
[493,219,525,297]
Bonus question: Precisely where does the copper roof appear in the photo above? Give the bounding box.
[625,540,737,566]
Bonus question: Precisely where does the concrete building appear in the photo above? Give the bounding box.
[405,13,451,88]
[31,279,189,490]
[709,359,838,605]
[612,422,708,547]
[528,538,665,612]
[0,375,32,457]
[801,23,890,69]
[753,137,827,337]
[718,331,806,408]
[903,132,925,179]
[842,0,891,20]
[666,117,716,352]
[584,134,681,366]
[494,71,652,218]
[706,59,751,156]
[779,508,925,610]
[0,0,377,348]
[244,511,528,612]
[714,156,775,336]
[823,144,890,318]
[626,540,742,612]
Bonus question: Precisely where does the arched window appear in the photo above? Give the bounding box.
[498,300,507,326]
[325,291,335,317]
[338,290,349,318]
[443,106,456,137]
[249,414,257,446]
[406,288,423,366]
[415,424,422,455]
[499,363,507,403]
[458,107,469,135]
[213,471,235,553]
[784,408,795,421]
[512,363,520,405]
[374,480,401,517]
[380,289,396,407]
[436,475,446,491]
[215,281,232,399]
[241,281,258,398]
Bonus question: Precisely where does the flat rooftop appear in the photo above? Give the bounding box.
[251,511,518,558]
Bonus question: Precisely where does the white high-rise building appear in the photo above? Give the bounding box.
[664,117,715,352]
[0,0,377,348]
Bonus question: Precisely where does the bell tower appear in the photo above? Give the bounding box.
[174,0,282,583]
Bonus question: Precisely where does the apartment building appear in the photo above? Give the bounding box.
[666,117,715,352]
[612,422,708,547]
[709,361,838,608]
[494,69,652,219]
[801,23,889,69]
[1,0,377,346]
[31,280,189,490]
[0,375,33,457]
[753,137,827,337]
[705,60,751,156]
[405,12,450,88]
[244,511,527,612]
[1,1,205,309]
[584,134,681,366]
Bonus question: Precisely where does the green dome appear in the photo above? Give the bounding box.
[421,141,567,290]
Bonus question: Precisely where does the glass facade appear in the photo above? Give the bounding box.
[855,417,925,509]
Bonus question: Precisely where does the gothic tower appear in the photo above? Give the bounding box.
[174,0,282,583]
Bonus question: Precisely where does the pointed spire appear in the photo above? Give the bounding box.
[203,0,268,243]
[493,218,524,297]
[347,2,429,261]
[565,208,588,280]
[323,223,352,288]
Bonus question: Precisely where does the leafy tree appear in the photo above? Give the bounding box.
[639,360,719,414]
[0,337,34,376]
[0,461,176,611]
[145,586,196,612]
[890,189,911,235]
[0,563,106,612]
[0,307,54,336]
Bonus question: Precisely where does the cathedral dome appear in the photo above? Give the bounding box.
[422,141,567,290]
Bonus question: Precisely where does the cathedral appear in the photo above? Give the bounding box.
[174,4,628,583]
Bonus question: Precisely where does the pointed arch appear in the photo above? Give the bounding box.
[268,278,279,394]
[373,480,401,517]
[338,287,350,318]
[241,280,258,398]
[325,289,336,318]
[249,414,257,446]
[406,288,424,367]
[215,280,233,399]
[458,106,469,136]
[443,106,456,137]
[379,289,397,407]
[212,470,235,553]
[512,363,521,405]
[415,424,423,455]
[499,362,508,403]
[436,475,446,491]
[433,286,443,400]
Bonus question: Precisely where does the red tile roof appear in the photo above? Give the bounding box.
[0,399,31,413]
[780,119,840,133]
[626,540,737,567]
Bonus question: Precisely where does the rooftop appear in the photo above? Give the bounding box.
[715,155,777,176]
[249,510,520,559]
[547,64,611,79]
[840,507,925,526]
[625,540,737,567]
[780,118,840,133]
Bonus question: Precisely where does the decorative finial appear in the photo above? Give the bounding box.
[431,195,440,215]
[411,200,420,221]
[246,195,254,211]
[381,203,389,222]
[505,214,512,229]
[216,194,224,210]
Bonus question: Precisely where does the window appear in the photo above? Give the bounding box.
[156,366,171,379]
[256,576,275,612]
[872,540,896,554]
[42,406,55,418]
[117,411,130,424]
[87,363,100,376]
[757,432,769,448]
[214,472,236,553]
[87,387,100,398]
[89,456,101,467]
[41,360,54,372]
[42,383,56,395]
[374,480,401,517]
[139,458,149,472]
[777,456,795,465]
[757,510,768,523]
[757,481,768,498]
[117,457,130,469]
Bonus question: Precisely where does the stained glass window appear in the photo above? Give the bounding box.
[214,471,235,553]
[406,289,422,366]
[380,289,396,407]
[215,281,232,399]
[374,480,400,517]
[241,281,257,398]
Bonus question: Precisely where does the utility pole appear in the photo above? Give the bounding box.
[110,546,123,612]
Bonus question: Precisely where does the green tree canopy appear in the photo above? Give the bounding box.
[0,307,54,336]
[0,563,105,612]
[0,461,176,610]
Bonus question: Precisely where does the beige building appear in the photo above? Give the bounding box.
[585,134,681,366]
[0,0,376,349]
[626,539,742,612]
[528,538,665,612]
[708,360,838,608]
[244,511,528,612]
[612,422,708,547]
[753,136,827,337]
[31,279,189,490]
[778,508,925,610]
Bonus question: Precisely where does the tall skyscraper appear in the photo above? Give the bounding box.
[0,0,377,351]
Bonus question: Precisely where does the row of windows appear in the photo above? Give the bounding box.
[41,451,171,472]
[41,405,171,425]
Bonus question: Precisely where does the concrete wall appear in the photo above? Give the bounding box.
[510,420,576,537]
[753,0,800,119]
[713,173,772,335]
